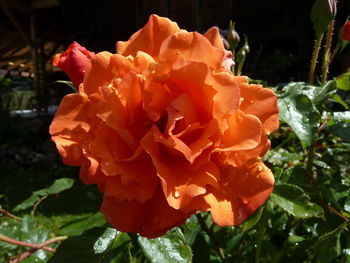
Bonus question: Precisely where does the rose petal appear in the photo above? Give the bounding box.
[236,77,279,134]
[189,160,274,226]
[101,188,190,238]
[204,27,224,50]
[217,110,262,152]
[142,131,220,209]
[117,14,180,59]
[49,93,95,165]
[159,30,225,70]
[104,157,158,203]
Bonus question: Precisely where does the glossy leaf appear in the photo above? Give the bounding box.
[270,184,324,218]
[58,212,106,236]
[241,206,263,232]
[138,228,192,263]
[13,178,74,212]
[327,122,350,142]
[0,216,51,262]
[332,111,350,122]
[94,227,118,254]
[278,83,320,149]
[336,72,350,91]
[47,178,75,195]
[182,214,201,246]
[48,228,106,263]
[316,223,347,263]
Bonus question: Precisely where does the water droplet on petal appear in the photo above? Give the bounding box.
[258,165,263,172]
[249,100,254,104]
[174,190,181,198]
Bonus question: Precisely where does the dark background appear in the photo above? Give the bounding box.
[0,0,349,84]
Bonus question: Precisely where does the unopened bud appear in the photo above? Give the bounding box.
[311,0,337,35]
[236,34,249,62]
[341,20,350,41]
[227,21,240,50]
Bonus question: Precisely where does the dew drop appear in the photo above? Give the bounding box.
[249,100,254,104]
[105,162,111,167]
[174,190,181,198]
[97,241,103,246]
[302,116,309,123]
[258,165,263,172]
[176,50,181,55]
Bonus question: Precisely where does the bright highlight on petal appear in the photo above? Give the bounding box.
[50,14,279,238]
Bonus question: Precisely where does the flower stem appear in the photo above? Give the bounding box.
[0,208,21,221]
[195,213,225,261]
[0,234,56,252]
[305,143,316,177]
[321,21,335,85]
[11,236,67,263]
[309,33,324,85]
[236,58,245,76]
[254,224,265,263]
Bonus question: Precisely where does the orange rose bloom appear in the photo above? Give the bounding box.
[50,15,279,238]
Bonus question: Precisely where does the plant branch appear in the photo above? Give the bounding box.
[0,234,56,253]
[195,213,225,261]
[11,236,68,263]
[327,205,350,222]
[321,21,335,85]
[305,143,316,177]
[318,112,329,132]
[309,33,323,85]
[31,195,48,216]
[0,208,21,221]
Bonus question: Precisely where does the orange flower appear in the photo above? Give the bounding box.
[50,15,279,238]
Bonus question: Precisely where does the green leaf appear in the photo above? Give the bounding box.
[278,83,320,149]
[327,122,350,142]
[332,111,350,122]
[55,80,77,92]
[316,223,347,263]
[138,228,192,263]
[58,212,106,236]
[241,206,263,232]
[280,165,308,186]
[48,228,106,263]
[182,214,201,246]
[94,227,118,254]
[264,148,301,166]
[13,178,74,211]
[329,94,349,110]
[336,72,350,91]
[100,232,132,263]
[0,216,51,262]
[288,235,305,243]
[270,184,324,218]
[47,178,75,195]
[13,189,47,212]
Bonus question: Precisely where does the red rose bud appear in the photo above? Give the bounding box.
[53,41,95,88]
[342,20,350,41]
[311,0,337,36]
